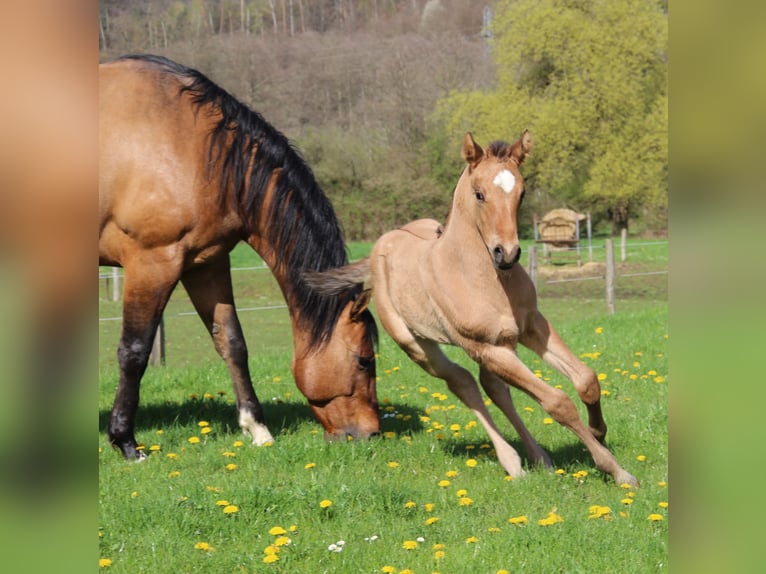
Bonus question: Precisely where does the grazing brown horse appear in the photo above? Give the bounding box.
[307,132,638,486]
[99,55,379,460]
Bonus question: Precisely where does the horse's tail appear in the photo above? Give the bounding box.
[304,258,371,297]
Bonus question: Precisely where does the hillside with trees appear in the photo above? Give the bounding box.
[100,0,667,239]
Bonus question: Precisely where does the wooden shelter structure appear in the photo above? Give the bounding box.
[534,209,591,265]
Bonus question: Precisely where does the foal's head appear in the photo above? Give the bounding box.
[455,131,532,271]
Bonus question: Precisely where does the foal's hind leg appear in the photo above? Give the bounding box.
[110,257,180,460]
[181,258,274,446]
[479,367,552,468]
[522,311,607,442]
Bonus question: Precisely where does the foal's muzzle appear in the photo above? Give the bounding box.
[493,244,522,270]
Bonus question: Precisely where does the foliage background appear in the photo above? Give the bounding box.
[99,0,668,239]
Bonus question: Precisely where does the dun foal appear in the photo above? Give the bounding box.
[308,132,638,486]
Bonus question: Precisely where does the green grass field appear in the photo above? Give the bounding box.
[99,241,668,573]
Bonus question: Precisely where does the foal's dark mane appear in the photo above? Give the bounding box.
[117,54,376,350]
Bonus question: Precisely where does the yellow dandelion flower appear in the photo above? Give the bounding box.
[508,515,528,526]
[203,393,214,400]
[404,501,417,509]
[319,499,333,509]
[538,511,564,526]
[130,491,138,498]
[187,436,200,444]
[465,536,479,543]
[274,536,291,547]
[304,462,316,469]
[459,497,474,507]
[268,526,287,536]
[595,327,603,334]
[194,542,214,551]
[433,543,445,550]
[424,503,435,512]
[488,527,501,533]
[402,540,418,550]
[198,421,210,427]
[200,427,212,435]
[222,505,239,514]
[658,501,669,509]
[600,390,611,396]
[387,461,400,468]
[636,455,646,462]
[418,386,429,393]
[621,498,634,505]
[449,424,461,431]
[383,431,396,439]
[206,485,223,493]
[99,558,112,568]
[216,500,230,506]
[658,481,667,487]
[466,458,478,468]
[524,406,534,413]
[438,480,451,487]
[435,550,446,560]
[272,376,282,383]
[555,468,566,475]
[289,525,298,532]
[263,545,279,556]
[381,567,396,574]
[222,451,236,457]
[263,554,279,564]
[225,463,238,471]
[497,570,510,574]
[233,440,244,447]
[572,470,588,479]
[167,471,181,478]
[588,506,612,519]
[597,373,607,381]
[654,376,666,383]
[543,417,554,424]
[149,444,161,452]
[456,489,468,497]
[446,470,458,478]
[648,513,664,521]
[425,517,440,525]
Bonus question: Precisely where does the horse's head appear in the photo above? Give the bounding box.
[457,130,532,271]
[291,289,379,441]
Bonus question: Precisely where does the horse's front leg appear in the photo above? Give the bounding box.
[521,310,607,442]
[181,258,274,446]
[110,256,180,460]
[479,367,552,468]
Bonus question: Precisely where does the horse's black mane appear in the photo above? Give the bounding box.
[117,54,376,350]
[486,140,514,160]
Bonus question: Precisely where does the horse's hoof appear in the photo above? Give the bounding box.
[616,470,639,488]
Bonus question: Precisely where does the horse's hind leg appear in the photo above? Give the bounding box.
[522,311,607,442]
[479,367,552,468]
[181,258,274,446]
[110,258,179,460]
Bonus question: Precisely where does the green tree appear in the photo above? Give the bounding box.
[436,0,667,233]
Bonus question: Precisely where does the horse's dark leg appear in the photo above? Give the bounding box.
[478,367,552,468]
[181,257,274,446]
[110,262,179,460]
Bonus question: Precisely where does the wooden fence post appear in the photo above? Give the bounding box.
[111,267,120,301]
[620,228,627,262]
[587,212,593,262]
[528,244,538,290]
[605,239,615,315]
[149,316,165,366]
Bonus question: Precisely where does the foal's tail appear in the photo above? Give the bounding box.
[304,258,371,296]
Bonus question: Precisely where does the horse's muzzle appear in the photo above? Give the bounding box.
[493,244,522,270]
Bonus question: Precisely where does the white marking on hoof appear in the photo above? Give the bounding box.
[493,169,516,193]
[239,409,274,446]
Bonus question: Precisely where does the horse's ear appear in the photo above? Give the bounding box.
[350,289,372,322]
[461,132,484,167]
[512,129,533,165]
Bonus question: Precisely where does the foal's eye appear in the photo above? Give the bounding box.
[474,191,485,202]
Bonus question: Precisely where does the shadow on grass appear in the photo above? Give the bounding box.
[98,398,317,436]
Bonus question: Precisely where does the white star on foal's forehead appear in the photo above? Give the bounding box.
[493,169,516,193]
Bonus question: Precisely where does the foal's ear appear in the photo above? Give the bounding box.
[461,132,484,167]
[511,129,533,165]
[350,289,372,321]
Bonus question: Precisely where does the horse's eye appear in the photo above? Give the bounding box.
[475,191,485,202]
[356,356,374,371]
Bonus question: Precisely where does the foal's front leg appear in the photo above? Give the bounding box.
[522,310,607,442]
[181,258,274,446]
[479,367,552,468]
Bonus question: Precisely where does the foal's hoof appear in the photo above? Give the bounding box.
[615,470,639,488]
